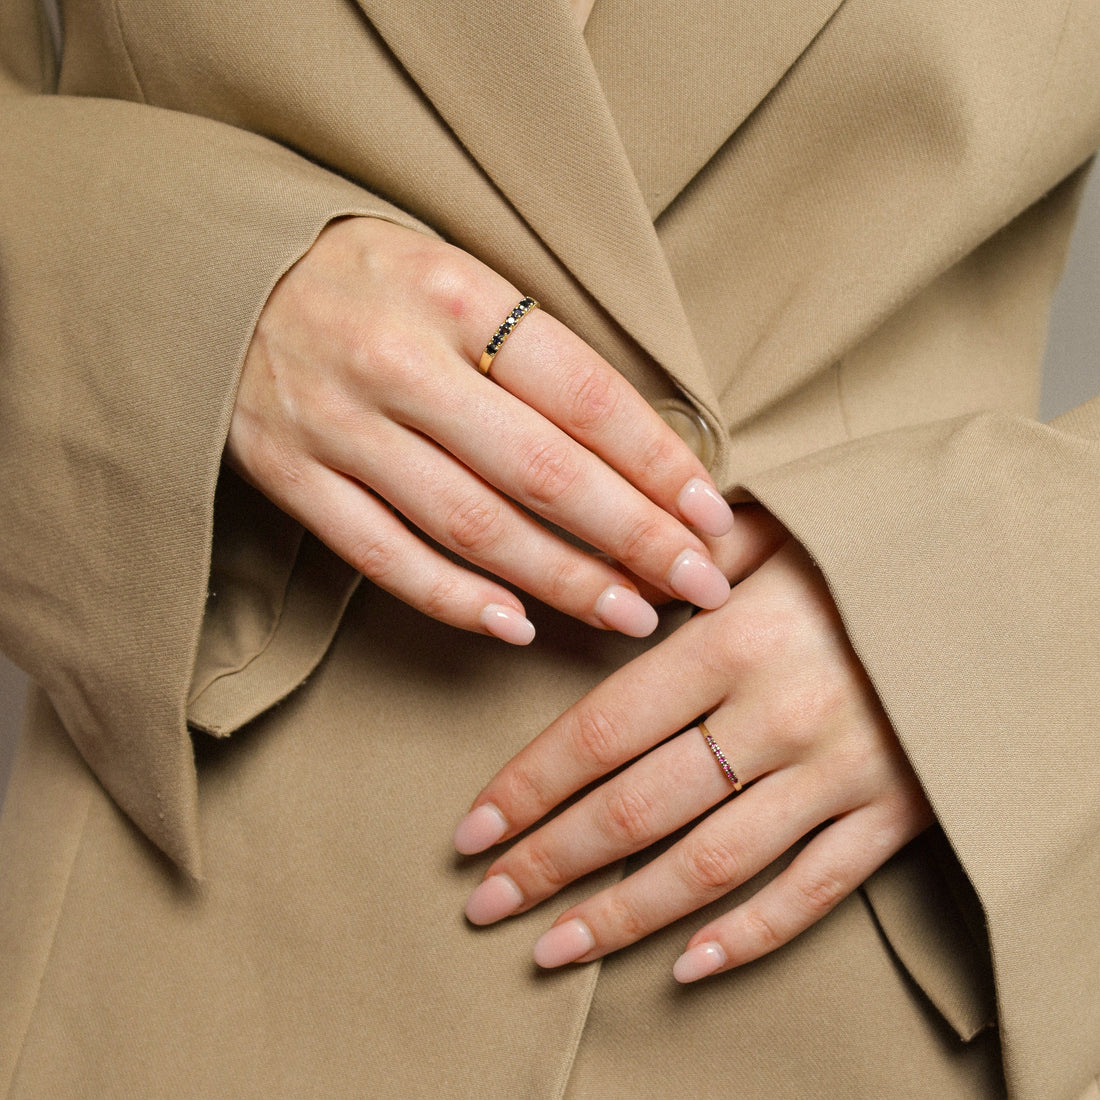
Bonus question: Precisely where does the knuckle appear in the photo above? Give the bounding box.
[706,613,785,676]
[500,757,553,817]
[403,242,466,299]
[633,429,681,484]
[536,555,585,607]
[352,326,432,391]
[613,514,665,569]
[793,869,848,919]
[419,253,484,326]
[561,361,620,433]
[518,441,582,506]
[770,682,846,751]
[599,892,650,942]
[346,532,400,583]
[444,496,506,555]
[678,834,744,896]
[522,840,571,892]
[566,705,626,771]
[740,907,786,954]
[418,574,466,621]
[599,783,659,846]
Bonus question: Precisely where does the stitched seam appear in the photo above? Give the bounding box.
[2,773,93,1098]
[1015,0,1075,184]
[549,958,604,1100]
[832,359,854,442]
[106,0,148,104]
[31,0,58,90]
[551,857,636,1099]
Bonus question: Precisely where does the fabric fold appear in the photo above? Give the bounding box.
[0,91,430,873]
[741,401,1100,1097]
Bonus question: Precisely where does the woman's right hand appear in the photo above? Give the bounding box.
[227,217,742,644]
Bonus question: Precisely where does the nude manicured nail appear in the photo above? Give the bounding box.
[464,874,524,926]
[533,918,596,968]
[668,549,730,609]
[480,603,536,645]
[453,803,508,854]
[673,941,726,983]
[594,585,659,637]
[677,478,734,537]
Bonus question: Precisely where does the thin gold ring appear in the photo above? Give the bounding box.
[478,296,539,375]
[699,720,743,792]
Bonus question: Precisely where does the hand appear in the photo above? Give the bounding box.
[227,216,737,644]
[452,538,933,979]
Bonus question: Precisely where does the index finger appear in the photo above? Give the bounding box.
[452,613,720,854]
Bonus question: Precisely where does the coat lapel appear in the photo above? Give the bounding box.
[352,0,846,453]
[585,0,847,218]
[353,0,721,417]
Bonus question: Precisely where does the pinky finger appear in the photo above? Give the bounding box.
[289,464,537,645]
[672,805,913,982]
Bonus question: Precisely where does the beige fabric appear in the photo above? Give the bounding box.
[1,0,1098,1095]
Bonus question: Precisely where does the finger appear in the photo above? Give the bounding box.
[672,801,927,981]
[466,304,734,540]
[528,769,833,967]
[333,420,666,635]
[405,366,732,612]
[354,228,734,543]
[258,454,540,644]
[704,506,790,585]
[463,728,737,925]
[615,507,789,606]
[453,611,726,851]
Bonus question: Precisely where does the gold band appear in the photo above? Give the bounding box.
[478,297,539,374]
[699,720,743,792]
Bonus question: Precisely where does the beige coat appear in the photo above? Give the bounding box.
[1,0,1098,1095]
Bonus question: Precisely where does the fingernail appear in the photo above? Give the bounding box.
[480,603,536,645]
[668,549,730,609]
[464,874,524,925]
[673,941,726,983]
[533,918,596,968]
[677,478,734,537]
[594,585,659,637]
[453,803,508,854]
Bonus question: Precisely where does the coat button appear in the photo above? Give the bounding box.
[654,399,717,469]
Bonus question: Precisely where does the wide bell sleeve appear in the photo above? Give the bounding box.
[0,6,431,876]
[741,394,1100,1097]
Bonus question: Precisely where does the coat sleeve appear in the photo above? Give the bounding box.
[0,3,431,876]
[741,392,1100,1097]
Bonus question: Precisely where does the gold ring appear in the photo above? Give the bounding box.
[699,720,743,791]
[478,296,539,375]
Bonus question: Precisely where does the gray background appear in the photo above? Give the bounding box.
[2,173,1100,808]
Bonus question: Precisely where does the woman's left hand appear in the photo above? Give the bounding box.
[452,537,933,981]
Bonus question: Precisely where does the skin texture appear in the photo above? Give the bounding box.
[227,217,736,643]
[456,540,933,979]
[230,215,931,978]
